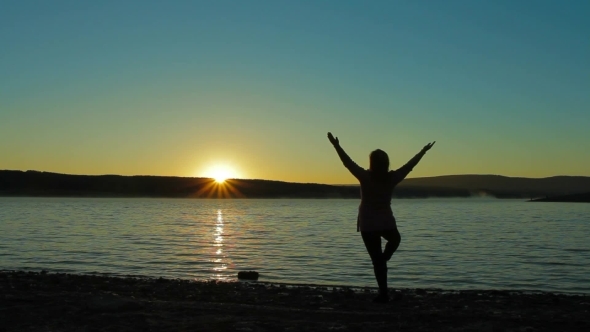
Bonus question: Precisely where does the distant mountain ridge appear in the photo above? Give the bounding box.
[0,170,588,199]
[401,174,590,198]
[530,192,590,203]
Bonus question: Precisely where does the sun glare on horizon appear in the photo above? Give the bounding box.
[204,164,239,183]
[194,163,244,198]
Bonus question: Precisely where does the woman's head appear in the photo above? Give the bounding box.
[369,149,389,174]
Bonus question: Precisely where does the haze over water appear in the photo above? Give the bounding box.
[2,197,589,293]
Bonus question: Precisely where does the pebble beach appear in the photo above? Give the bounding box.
[2,271,589,331]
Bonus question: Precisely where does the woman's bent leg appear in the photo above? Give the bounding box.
[361,231,389,301]
[382,229,401,262]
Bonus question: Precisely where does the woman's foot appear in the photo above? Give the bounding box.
[372,293,389,303]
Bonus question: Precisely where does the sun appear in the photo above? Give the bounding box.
[194,164,244,198]
[205,165,238,184]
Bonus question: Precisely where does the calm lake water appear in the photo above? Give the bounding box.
[1,197,589,293]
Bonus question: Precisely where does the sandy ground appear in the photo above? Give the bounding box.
[1,271,589,332]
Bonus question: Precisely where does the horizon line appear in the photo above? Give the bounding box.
[2,169,589,185]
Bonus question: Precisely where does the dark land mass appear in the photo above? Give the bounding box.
[401,174,590,199]
[2,271,589,332]
[530,192,590,203]
[1,170,589,199]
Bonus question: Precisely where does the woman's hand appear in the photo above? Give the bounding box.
[422,141,436,152]
[327,132,339,146]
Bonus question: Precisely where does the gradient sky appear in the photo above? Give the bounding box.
[1,0,589,184]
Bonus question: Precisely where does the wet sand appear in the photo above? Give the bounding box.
[1,271,589,331]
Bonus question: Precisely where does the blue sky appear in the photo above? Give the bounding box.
[1,0,589,183]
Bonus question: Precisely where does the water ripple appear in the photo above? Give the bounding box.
[1,197,589,292]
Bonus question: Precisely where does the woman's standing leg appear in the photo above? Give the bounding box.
[361,231,389,302]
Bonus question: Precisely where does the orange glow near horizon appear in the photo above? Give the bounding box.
[202,164,240,184]
[194,179,244,198]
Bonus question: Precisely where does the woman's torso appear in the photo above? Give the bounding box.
[357,170,401,232]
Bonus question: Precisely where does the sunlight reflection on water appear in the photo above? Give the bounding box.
[1,197,589,292]
[212,209,228,277]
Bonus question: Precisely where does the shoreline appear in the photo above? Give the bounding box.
[2,271,589,331]
[6,170,588,199]
[4,269,586,295]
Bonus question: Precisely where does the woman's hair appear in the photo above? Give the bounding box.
[369,149,390,183]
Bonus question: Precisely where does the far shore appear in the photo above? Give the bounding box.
[2,270,589,331]
[3,170,590,199]
[0,194,506,199]
[530,192,590,203]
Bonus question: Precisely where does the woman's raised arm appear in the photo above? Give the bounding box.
[327,132,364,180]
[394,141,436,181]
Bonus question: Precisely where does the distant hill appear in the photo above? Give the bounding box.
[0,170,351,199]
[0,170,588,199]
[530,192,590,203]
[399,175,590,198]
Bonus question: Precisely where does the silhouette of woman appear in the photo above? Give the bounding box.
[327,132,435,303]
